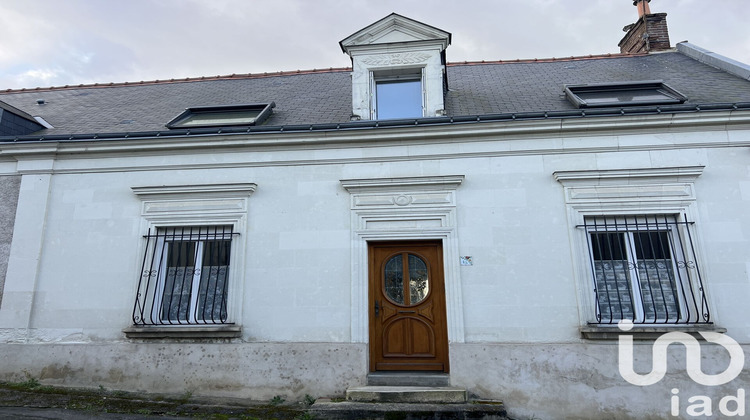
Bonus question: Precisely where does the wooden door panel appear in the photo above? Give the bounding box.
[408,318,434,355]
[384,320,408,355]
[383,317,435,357]
[418,302,434,322]
[369,241,449,372]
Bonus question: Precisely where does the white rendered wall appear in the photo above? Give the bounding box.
[0,120,748,417]
[2,131,749,344]
[2,128,749,343]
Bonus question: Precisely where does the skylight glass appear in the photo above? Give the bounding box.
[166,103,275,129]
[177,110,262,127]
[564,81,687,108]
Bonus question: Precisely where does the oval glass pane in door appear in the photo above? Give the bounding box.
[408,254,429,304]
[384,254,404,304]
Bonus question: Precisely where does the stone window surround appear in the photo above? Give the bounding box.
[339,13,450,121]
[350,48,446,121]
[554,166,724,339]
[123,183,256,339]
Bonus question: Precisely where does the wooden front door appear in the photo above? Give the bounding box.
[369,241,449,372]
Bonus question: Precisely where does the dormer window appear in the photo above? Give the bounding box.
[373,69,424,119]
[340,14,450,121]
[564,81,686,108]
[166,103,275,129]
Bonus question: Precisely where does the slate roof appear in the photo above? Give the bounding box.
[1,50,750,140]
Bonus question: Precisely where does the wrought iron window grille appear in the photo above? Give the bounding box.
[132,225,238,326]
[580,214,710,326]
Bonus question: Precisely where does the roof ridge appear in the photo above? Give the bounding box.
[0,52,653,94]
[447,52,649,66]
[0,67,353,94]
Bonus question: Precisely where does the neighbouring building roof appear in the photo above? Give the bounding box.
[1,46,750,142]
[0,99,44,136]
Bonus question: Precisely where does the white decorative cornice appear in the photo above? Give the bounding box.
[131,183,257,198]
[554,166,704,185]
[361,52,431,66]
[132,183,256,222]
[341,175,464,193]
[1,112,748,176]
[341,176,464,211]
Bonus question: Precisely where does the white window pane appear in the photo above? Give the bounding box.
[594,260,635,322]
[585,216,699,324]
[161,241,196,322]
[591,232,635,322]
[196,240,231,322]
[136,226,234,325]
[633,231,681,321]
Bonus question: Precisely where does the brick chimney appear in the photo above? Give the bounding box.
[618,0,671,54]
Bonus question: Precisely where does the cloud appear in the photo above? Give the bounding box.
[0,0,748,90]
[14,68,61,87]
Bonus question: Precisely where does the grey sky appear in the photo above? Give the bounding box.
[1,0,748,90]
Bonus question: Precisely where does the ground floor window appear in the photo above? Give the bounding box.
[584,214,710,325]
[133,225,236,325]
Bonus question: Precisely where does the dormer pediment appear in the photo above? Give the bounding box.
[340,14,451,121]
[340,13,451,54]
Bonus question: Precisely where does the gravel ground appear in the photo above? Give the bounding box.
[0,382,307,419]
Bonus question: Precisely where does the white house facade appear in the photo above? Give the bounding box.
[1,6,749,419]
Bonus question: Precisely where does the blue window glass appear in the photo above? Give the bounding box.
[376,80,422,119]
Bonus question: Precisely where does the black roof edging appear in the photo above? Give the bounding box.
[2,102,750,144]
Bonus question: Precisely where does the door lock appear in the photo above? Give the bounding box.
[375,300,380,316]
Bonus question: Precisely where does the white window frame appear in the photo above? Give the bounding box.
[150,226,234,325]
[585,215,691,324]
[370,68,425,120]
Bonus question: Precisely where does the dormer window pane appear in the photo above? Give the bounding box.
[376,79,423,119]
[165,103,275,129]
[564,81,687,108]
[178,110,262,127]
[576,89,677,105]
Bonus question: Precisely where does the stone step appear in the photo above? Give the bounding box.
[310,399,509,420]
[346,386,467,404]
[367,371,451,387]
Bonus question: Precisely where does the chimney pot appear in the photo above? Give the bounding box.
[619,0,670,53]
[633,0,652,17]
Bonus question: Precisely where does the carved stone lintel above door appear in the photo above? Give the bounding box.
[340,175,466,344]
[341,175,464,211]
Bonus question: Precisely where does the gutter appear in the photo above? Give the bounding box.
[2,102,750,144]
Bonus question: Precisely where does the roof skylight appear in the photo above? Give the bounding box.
[564,81,687,108]
[166,103,275,129]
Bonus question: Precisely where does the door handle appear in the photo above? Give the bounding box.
[375,300,380,316]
